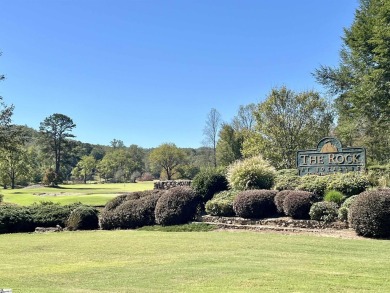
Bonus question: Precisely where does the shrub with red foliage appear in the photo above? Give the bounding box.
[155,186,201,226]
[274,190,294,215]
[283,191,316,219]
[349,189,390,238]
[233,189,278,219]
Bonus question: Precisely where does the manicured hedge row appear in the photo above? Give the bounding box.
[0,205,34,234]
[100,190,162,229]
[0,202,98,234]
[101,187,202,229]
[274,172,370,198]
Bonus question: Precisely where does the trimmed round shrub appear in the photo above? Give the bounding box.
[297,175,328,199]
[99,210,121,230]
[309,201,338,223]
[233,190,277,219]
[118,193,161,228]
[104,191,152,211]
[283,191,316,219]
[227,156,276,191]
[205,190,238,216]
[104,194,129,212]
[324,190,344,206]
[100,190,162,230]
[327,172,370,197]
[0,205,34,234]
[341,194,359,209]
[67,206,99,230]
[192,167,228,202]
[349,189,390,238]
[155,186,201,226]
[338,206,349,222]
[274,190,294,215]
[338,194,359,222]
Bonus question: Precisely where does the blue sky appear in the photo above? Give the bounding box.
[0,0,358,148]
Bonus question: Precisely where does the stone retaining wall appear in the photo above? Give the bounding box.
[200,215,348,230]
[154,180,192,190]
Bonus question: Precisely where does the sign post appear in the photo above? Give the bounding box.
[296,137,366,176]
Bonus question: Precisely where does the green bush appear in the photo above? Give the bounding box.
[349,189,390,238]
[324,190,344,206]
[155,186,201,226]
[338,206,349,222]
[0,202,94,234]
[67,206,99,230]
[297,175,328,199]
[283,191,316,219]
[327,172,370,197]
[309,201,338,223]
[0,205,34,234]
[274,169,300,191]
[367,164,390,187]
[338,194,359,222]
[341,194,359,209]
[191,167,228,202]
[205,190,238,216]
[274,175,301,191]
[100,190,162,230]
[232,190,277,219]
[227,156,275,191]
[276,169,299,177]
[29,202,83,227]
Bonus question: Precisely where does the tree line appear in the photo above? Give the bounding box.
[0,0,388,187]
[0,103,215,187]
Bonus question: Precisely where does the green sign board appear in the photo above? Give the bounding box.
[296,137,366,176]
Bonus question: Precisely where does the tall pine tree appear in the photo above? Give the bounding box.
[315,0,390,163]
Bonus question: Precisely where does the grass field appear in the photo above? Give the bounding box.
[0,229,389,292]
[1,182,154,206]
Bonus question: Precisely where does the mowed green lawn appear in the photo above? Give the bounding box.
[0,230,389,292]
[1,182,154,206]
